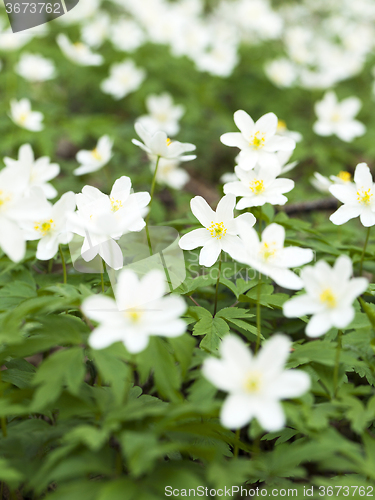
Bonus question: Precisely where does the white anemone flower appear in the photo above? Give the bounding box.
[56,34,103,66]
[283,255,368,337]
[313,91,366,142]
[329,163,375,227]
[82,269,187,354]
[110,19,145,53]
[220,110,296,171]
[74,136,113,176]
[101,60,146,100]
[9,99,44,132]
[311,171,352,194]
[132,122,196,162]
[70,177,150,270]
[178,194,256,267]
[202,334,310,431]
[223,163,294,209]
[4,144,60,199]
[15,53,56,82]
[233,222,314,290]
[150,158,190,190]
[137,93,185,136]
[21,192,76,260]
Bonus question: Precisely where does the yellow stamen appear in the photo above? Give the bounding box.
[320,288,337,308]
[18,113,28,123]
[337,171,351,182]
[357,188,373,205]
[110,197,123,212]
[91,148,102,161]
[124,309,142,323]
[249,131,265,150]
[207,221,227,240]
[249,179,265,194]
[166,138,172,146]
[261,241,277,260]
[243,371,262,393]
[277,119,287,132]
[34,219,55,236]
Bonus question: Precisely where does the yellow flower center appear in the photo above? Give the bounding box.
[260,241,277,260]
[110,197,123,212]
[91,148,102,161]
[207,221,227,240]
[320,288,337,308]
[124,309,142,323]
[277,119,287,132]
[18,113,28,123]
[337,171,351,182]
[357,188,373,205]
[249,131,265,150]
[0,190,11,209]
[243,371,262,393]
[74,42,85,50]
[34,219,55,236]
[166,138,172,146]
[331,112,342,122]
[249,179,265,194]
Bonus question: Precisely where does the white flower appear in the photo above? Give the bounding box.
[74,136,113,176]
[81,13,111,48]
[56,34,103,66]
[202,334,310,430]
[150,158,190,190]
[311,171,352,194]
[313,91,366,142]
[283,256,368,337]
[9,99,44,132]
[220,111,296,171]
[70,177,150,270]
[137,93,185,136]
[21,192,76,260]
[0,166,47,262]
[178,194,256,267]
[233,222,314,290]
[264,58,297,88]
[223,163,294,209]
[15,53,56,82]
[4,144,60,199]
[110,19,145,53]
[101,59,145,100]
[132,122,196,162]
[329,163,375,227]
[193,41,239,78]
[82,269,187,354]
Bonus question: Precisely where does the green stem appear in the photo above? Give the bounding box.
[255,275,262,354]
[359,227,371,276]
[213,252,222,316]
[333,330,342,398]
[59,245,67,284]
[145,156,161,255]
[233,428,240,458]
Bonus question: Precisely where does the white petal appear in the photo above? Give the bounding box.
[360,208,375,227]
[123,332,150,354]
[269,370,311,399]
[255,334,291,377]
[354,163,372,189]
[216,194,235,221]
[306,312,331,337]
[256,112,278,136]
[198,239,221,267]
[329,205,362,225]
[283,294,320,318]
[179,228,212,250]
[220,394,255,429]
[254,399,285,431]
[233,110,254,137]
[190,196,216,228]
[89,326,124,349]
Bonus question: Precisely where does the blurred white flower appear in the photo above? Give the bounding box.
[233,222,314,290]
[82,269,187,353]
[313,91,365,142]
[9,98,44,132]
[137,93,185,136]
[22,192,76,260]
[15,53,56,82]
[220,111,296,171]
[74,136,113,176]
[310,171,352,194]
[283,256,368,337]
[110,19,145,53]
[4,144,60,199]
[0,18,33,51]
[150,158,190,190]
[81,13,111,48]
[101,59,146,100]
[132,122,196,162]
[56,34,103,66]
[264,58,297,88]
[329,163,375,227]
[202,334,310,430]
[193,41,239,78]
[178,194,256,267]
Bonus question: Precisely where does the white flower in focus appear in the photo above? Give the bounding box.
[9,99,44,132]
[15,53,56,82]
[74,136,113,176]
[70,177,150,269]
[110,19,145,53]
[223,164,294,209]
[101,60,145,100]
[137,93,185,136]
[4,144,60,199]
[313,91,365,142]
[151,158,190,190]
[82,269,187,354]
[22,192,76,260]
[329,163,375,227]
[132,122,196,162]
[178,194,256,267]
[220,111,296,170]
[56,34,103,66]
[202,334,310,430]
[233,222,314,290]
[283,256,368,337]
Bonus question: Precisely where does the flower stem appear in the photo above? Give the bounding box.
[59,245,67,284]
[213,252,222,316]
[333,330,342,398]
[359,227,371,275]
[145,156,161,255]
[233,428,240,458]
[255,275,262,354]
